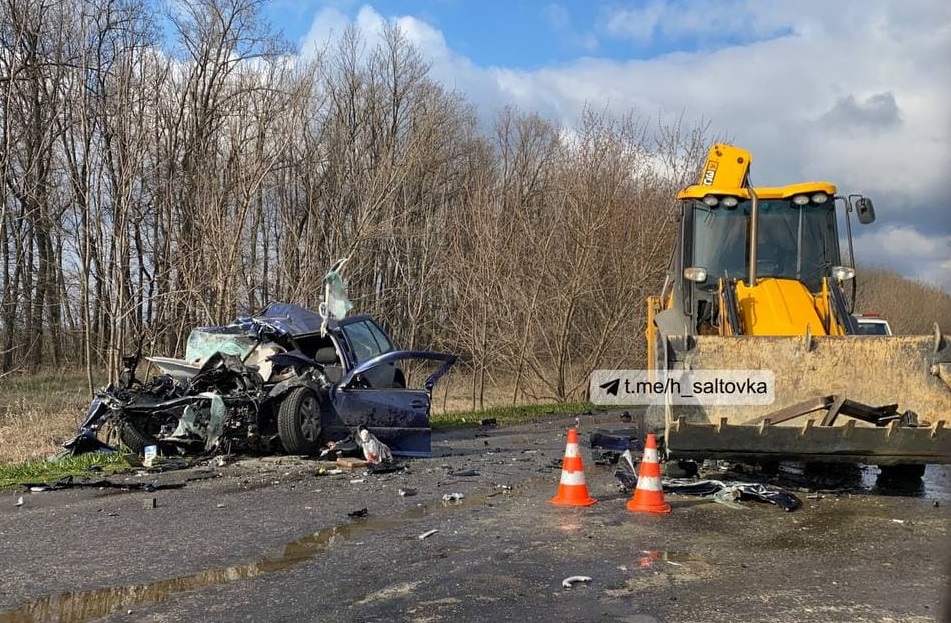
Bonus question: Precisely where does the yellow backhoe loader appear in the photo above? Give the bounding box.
[645,144,951,474]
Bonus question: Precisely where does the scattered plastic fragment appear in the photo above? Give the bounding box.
[15,496,24,507]
[399,487,417,497]
[143,445,158,468]
[418,529,439,540]
[451,469,479,477]
[658,479,802,512]
[613,469,638,491]
[442,492,464,503]
[730,483,802,511]
[712,490,747,510]
[368,463,404,474]
[562,575,592,589]
[348,508,368,518]
[589,429,644,465]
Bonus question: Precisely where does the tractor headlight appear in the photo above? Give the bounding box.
[702,195,719,207]
[831,265,855,281]
[811,192,829,204]
[792,194,810,206]
[684,266,708,282]
[721,196,738,208]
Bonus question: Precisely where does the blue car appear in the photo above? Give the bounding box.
[73,302,455,458]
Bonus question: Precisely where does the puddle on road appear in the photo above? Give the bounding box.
[0,490,504,623]
[635,550,698,568]
[1,524,367,623]
[771,462,951,501]
[863,464,951,501]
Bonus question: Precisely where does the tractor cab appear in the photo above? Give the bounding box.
[659,144,875,340]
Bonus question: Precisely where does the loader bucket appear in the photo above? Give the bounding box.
[654,331,951,464]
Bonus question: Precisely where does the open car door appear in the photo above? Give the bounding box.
[326,350,456,457]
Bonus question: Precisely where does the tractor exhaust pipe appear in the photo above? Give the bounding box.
[747,187,759,287]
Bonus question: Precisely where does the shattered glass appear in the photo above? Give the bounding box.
[321,259,353,322]
[185,327,256,363]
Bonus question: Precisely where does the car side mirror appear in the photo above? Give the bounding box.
[855,197,875,224]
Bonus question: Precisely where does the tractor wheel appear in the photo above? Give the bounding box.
[878,463,926,481]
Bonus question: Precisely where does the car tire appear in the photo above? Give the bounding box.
[278,387,322,454]
[119,420,158,454]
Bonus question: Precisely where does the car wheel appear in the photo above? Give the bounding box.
[278,387,322,454]
[118,420,158,454]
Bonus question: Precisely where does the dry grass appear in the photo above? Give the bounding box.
[0,371,96,464]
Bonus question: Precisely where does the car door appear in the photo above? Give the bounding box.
[326,351,455,457]
[337,317,400,388]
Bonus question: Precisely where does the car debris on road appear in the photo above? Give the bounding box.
[561,575,592,589]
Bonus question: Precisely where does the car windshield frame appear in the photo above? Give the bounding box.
[690,198,840,292]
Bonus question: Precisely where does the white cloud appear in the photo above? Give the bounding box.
[299,6,351,57]
[604,1,665,44]
[294,1,951,293]
[603,0,801,46]
[855,225,951,292]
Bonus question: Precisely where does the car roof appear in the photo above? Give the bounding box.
[256,302,332,336]
[255,302,379,338]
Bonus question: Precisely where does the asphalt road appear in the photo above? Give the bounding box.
[0,412,949,623]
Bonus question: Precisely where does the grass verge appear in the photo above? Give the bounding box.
[0,452,131,489]
[432,402,593,429]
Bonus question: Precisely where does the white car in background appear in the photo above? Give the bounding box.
[853,313,893,336]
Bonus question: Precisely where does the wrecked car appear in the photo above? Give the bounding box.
[69,301,455,459]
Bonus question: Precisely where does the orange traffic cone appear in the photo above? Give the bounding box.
[549,428,596,507]
[626,433,671,514]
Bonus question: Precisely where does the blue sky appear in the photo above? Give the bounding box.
[262,0,951,293]
[267,1,798,66]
